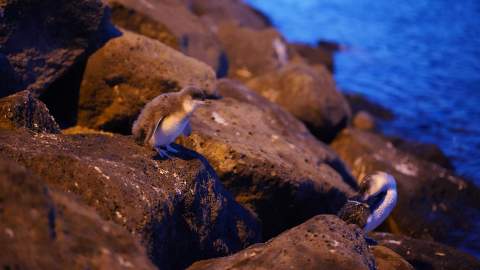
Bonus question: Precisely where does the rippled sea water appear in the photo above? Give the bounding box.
[246,0,480,184]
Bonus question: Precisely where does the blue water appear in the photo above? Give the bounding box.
[246,0,480,184]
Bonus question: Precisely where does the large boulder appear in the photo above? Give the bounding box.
[177,79,356,238]
[246,64,351,142]
[77,29,217,134]
[0,0,116,97]
[217,23,293,81]
[109,2,179,49]
[186,0,271,29]
[372,232,480,270]
[188,215,376,270]
[0,90,60,133]
[107,0,225,74]
[0,129,260,270]
[331,128,480,254]
[344,93,453,168]
[0,160,155,270]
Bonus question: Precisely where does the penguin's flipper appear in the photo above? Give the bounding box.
[183,121,192,137]
[149,116,166,145]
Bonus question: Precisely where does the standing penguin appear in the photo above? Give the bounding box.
[132,86,206,158]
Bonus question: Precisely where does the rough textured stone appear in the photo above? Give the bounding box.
[331,128,480,254]
[0,90,60,133]
[246,64,351,142]
[217,23,292,81]
[186,0,271,29]
[372,232,480,270]
[0,129,260,270]
[371,246,414,270]
[78,29,216,134]
[0,0,116,96]
[107,0,224,74]
[0,160,155,270]
[187,215,376,270]
[177,79,356,238]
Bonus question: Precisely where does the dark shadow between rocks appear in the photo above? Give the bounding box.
[325,158,359,189]
[39,22,122,129]
[39,58,87,128]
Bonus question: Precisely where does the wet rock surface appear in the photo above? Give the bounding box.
[0,0,116,96]
[0,129,260,270]
[0,90,60,133]
[178,79,356,238]
[78,29,216,133]
[0,160,155,270]
[331,128,480,253]
[372,232,480,270]
[107,0,224,74]
[246,64,351,142]
[187,215,376,270]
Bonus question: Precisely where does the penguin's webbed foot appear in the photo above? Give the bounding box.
[155,146,171,159]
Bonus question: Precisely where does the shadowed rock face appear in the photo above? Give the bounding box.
[246,64,351,142]
[107,0,225,74]
[0,160,156,270]
[372,232,480,270]
[77,29,216,134]
[331,128,480,253]
[0,90,60,133]
[0,129,260,270]
[177,79,356,238]
[0,0,117,97]
[187,215,376,270]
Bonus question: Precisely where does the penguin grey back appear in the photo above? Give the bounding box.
[132,93,178,145]
[131,86,206,146]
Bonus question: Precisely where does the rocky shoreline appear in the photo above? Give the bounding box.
[1,1,479,269]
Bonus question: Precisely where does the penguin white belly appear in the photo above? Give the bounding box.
[153,114,188,147]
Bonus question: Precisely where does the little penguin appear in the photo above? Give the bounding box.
[132,86,206,158]
[337,172,398,234]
